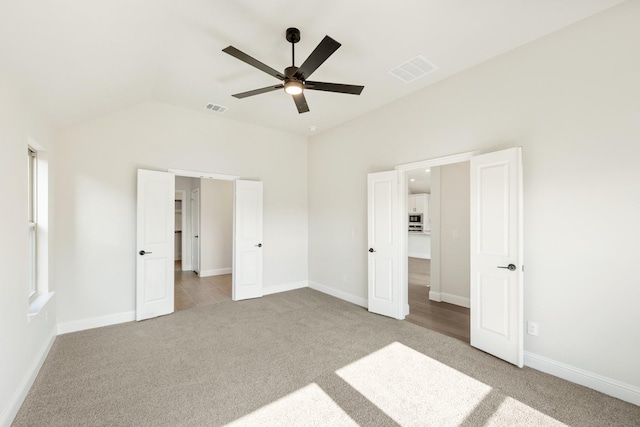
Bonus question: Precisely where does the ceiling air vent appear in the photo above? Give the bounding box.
[205,103,228,113]
[389,55,437,83]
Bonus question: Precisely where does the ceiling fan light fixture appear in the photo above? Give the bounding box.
[284,80,303,95]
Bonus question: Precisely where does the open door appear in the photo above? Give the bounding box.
[136,169,175,321]
[232,180,263,301]
[470,147,523,367]
[367,171,403,319]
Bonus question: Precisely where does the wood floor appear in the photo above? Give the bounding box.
[406,257,470,343]
[174,261,231,311]
[174,259,469,343]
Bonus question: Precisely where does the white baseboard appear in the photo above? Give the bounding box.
[408,252,430,259]
[524,351,640,406]
[263,281,308,296]
[199,267,231,277]
[427,291,469,308]
[182,263,192,271]
[441,292,470,308]
[308,281,368,308]
[57,310,136,335]
[1,326,56,427]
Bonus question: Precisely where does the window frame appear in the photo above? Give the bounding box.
[28,147,37,300]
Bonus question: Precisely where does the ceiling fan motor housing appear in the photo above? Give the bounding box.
[284,66,299,80]
[286,27,301,44]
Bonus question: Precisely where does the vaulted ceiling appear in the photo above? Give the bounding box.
[0,0,625,136]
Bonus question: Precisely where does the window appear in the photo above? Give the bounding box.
[28,147,37,299]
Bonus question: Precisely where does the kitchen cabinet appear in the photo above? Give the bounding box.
[408,193,429,218]
[408,232,431,259]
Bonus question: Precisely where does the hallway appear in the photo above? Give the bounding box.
[405,257,470,343]
[174,261,232,311]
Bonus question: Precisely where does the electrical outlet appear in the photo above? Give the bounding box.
[527,321,539,336]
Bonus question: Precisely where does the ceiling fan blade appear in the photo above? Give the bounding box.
[232,84,284,99]
[222,46,286,80]
[293,93,309,114]
[294,36,341,80]
[305,81,364,95]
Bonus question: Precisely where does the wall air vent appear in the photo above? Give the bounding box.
[389,55,437,83]
[205,103,228,113]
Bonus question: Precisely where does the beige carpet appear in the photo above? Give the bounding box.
[13,289,640,426]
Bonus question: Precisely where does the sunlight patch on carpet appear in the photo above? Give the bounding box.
[336,342,562,426]
[485,396,566,426]
[225,383,358,427]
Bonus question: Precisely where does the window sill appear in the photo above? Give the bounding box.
[28,292,55,321]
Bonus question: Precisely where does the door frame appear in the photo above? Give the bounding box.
[395,151,478,316]
[168,168,243,294]
[191,188,200,274]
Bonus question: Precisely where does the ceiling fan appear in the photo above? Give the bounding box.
[222,27,364,114]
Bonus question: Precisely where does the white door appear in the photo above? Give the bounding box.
[367,171,403,319]
[191,188,200,274]
[233,180,263,301]
[136,169,175,321]
[470,147,524,367]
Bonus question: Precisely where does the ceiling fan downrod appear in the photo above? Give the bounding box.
[286,27,301,68]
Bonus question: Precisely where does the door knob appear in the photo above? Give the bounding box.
[497,264,517,271]
[255,243,262,248]
[369,248,376,253]
[139,250,152,256]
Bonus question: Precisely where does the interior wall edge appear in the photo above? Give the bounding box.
[1,327,56,427]
[524,351,640,406]
[308,281,368,308]
[56,310,136,335]
[262,281,308,296]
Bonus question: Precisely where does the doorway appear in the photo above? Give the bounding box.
[137,168,264,321]
[175,176,234,311]
[174,190,187,271]
[404,164,471,343]
[368,148,524,366]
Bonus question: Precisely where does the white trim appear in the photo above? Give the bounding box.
[1,326,56,427]
[27,291,55,320]
[441,292,470,308]
[429,290,442,302]
[394,151,479,172]
[407,252,429,259]
[263,281,308,296]
[57,311,136,335]
[524,351,640,406]
[198,267,232,277]
[169,168,239,181]
[308,281,368,308]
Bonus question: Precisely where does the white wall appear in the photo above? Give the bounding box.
[199,179,233,276]
[0,69,57,425]
[309,1,640,391]
[54,102,308,326]
[430,162,470,306]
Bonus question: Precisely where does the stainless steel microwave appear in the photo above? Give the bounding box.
[409,213,423,224]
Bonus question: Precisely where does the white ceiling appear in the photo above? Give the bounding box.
[408,169,432,194]
[0,0,625,136]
